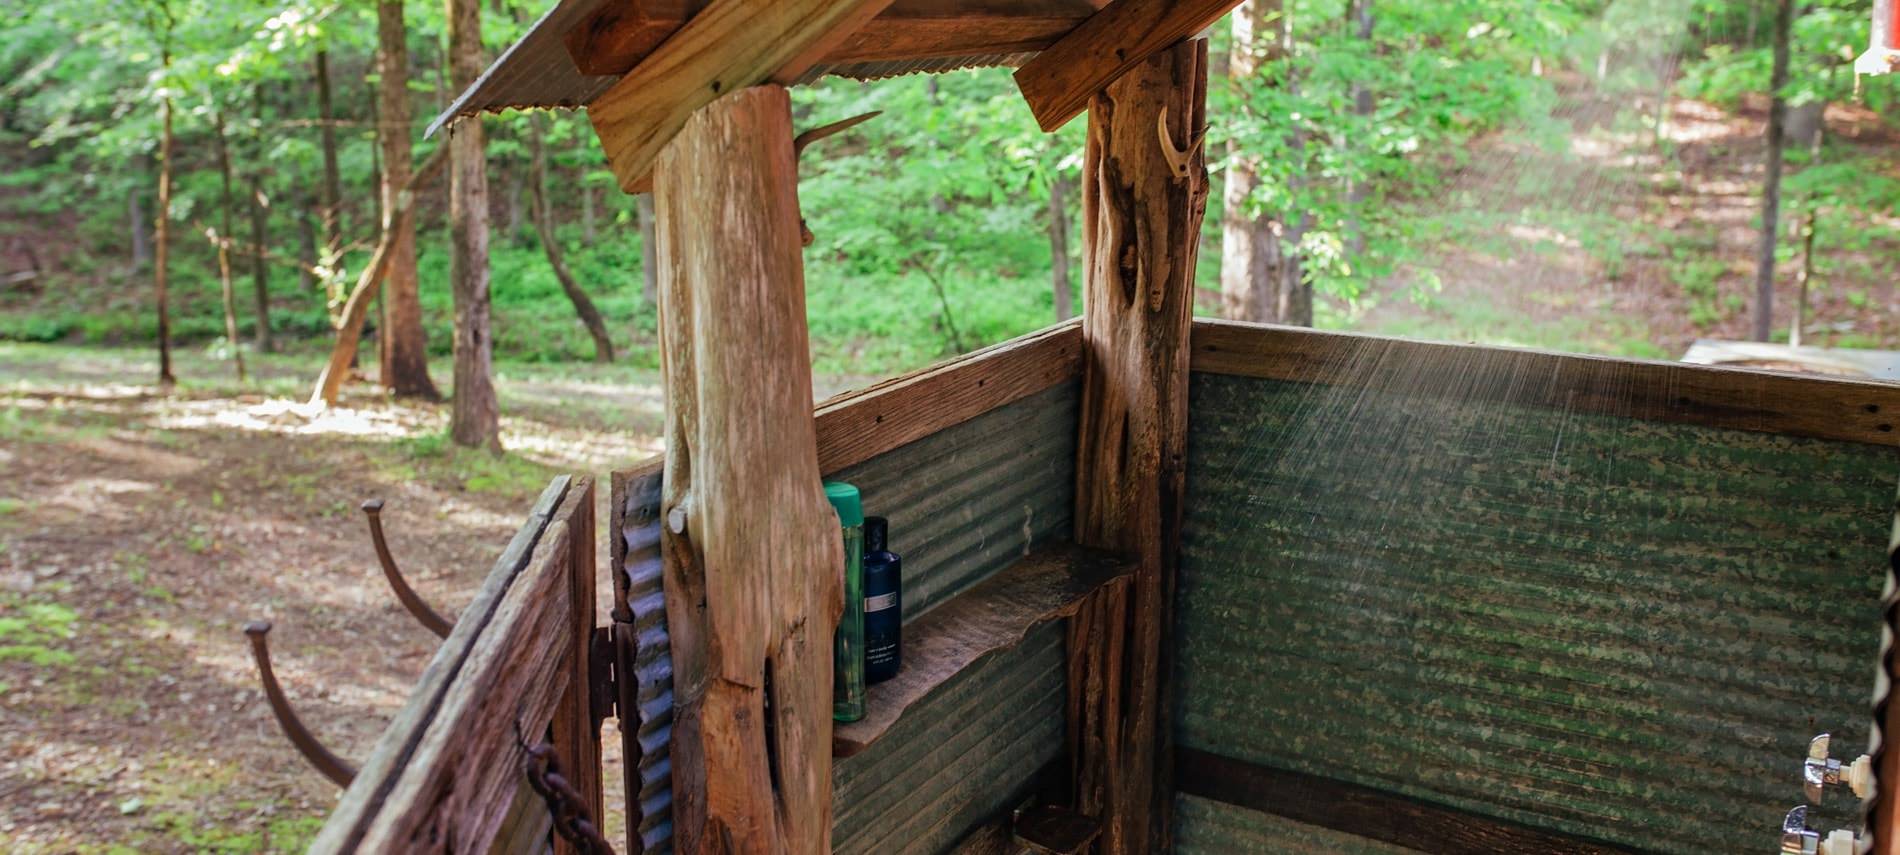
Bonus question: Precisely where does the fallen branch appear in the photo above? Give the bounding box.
[308,145,449,408]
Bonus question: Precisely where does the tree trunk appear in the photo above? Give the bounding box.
[505,157,527,245]
[1344,0,1374,260]
[129,168,151,271]
[1752,0,1794,342]
[312,147,450,407]
[1049,173,1075,320]
[529,115,614,362]
[378,0,440,399]
[447,0,500,450]
[1219,0,1282,323]
[154,44,176,388]
[1275,4,1313,327]
[1070,38,1208,855]
[316,47,344,285]
[637,193,659,308]
[1791,112,1825,348]
[213,110,248,382]
[651,83,841,855]
[580,175,597,244]
[249,86,274,353]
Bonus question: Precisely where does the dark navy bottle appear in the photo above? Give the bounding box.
[862,516,902,685]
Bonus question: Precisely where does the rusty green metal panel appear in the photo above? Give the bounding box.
[1175,793,1427,854]
[825,382,1077,852]
[833,623,1066,854]
[1175,372,1898,853]
[826,382,1079,620]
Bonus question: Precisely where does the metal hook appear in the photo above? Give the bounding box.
[1156,106,1206,182]
[362,499,453,639]
[243,620,358,787]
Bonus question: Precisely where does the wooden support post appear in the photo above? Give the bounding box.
[1068,38,1209,855]
[650,84,844,855]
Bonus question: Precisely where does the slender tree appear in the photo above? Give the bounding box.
[1048,173,1074,320]
[1752,0,1795,342]
[638,193,658,308]
[248,85,273,353]
[1220,0,1282,323]
[315,45,344,314]
[446,0,500,449]
[151,2,177,388]
[212,109,247,382]
[378,0,440,398]
[528,116,614,362]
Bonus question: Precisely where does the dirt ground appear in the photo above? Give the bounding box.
[0,347,668,853]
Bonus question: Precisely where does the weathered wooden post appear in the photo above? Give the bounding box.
[647,84,845,854]
[1065,38,1209,855]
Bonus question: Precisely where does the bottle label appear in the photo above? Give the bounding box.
[865,591,898,612]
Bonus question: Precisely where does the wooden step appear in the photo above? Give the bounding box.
[833,544,1135,758]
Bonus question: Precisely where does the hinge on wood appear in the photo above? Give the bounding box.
[589,625,616,730]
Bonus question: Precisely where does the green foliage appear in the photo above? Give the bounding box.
[0,596,79,667]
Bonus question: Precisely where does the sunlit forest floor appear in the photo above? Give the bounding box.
[0,92,1895,852]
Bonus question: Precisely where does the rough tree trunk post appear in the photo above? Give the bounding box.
[651,84,842,855]
[447,0,501,449]
[155,44,176,388]
[529,115,615,363]
[1219,0,1280,323]
[1069,38,1208,855]
[1753,0,1794,342]
[377,0,440,399]
[1049,173,1075,320]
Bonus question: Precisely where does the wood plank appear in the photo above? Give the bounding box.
[547,481,599,855]
[312,476,572,853]
[814,318,1082,473]
[1067,38,1206,855]
[585,0,894,192]
[1175,748,1638,855]
[352,479,597,852]
[652,84,841,854]
[832,545,1132,757]
[564,0,1100,77]
[1013,0,1241,131]
[1190,318,1900,448]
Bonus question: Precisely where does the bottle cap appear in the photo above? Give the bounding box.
[864,516,889,553]
[824,482,863,527]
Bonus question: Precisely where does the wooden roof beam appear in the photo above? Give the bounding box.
[1013,0,1244,132]
[585,0,897,193]
[567,0,1101,77]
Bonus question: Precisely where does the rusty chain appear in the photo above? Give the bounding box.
[524,740,616,855]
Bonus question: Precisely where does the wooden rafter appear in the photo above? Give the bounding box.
[585,0,896,192]
[1014,0,1243,131]
[565,0,1102,77]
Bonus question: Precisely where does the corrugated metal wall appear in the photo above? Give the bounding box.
[614,381,1079,854]
[834,623,1067,853]
[825,382,1079,620]
[828,381,1079,852]
[1175,372,1898,853]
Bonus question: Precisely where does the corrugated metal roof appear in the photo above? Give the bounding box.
[1173,372,1897,853]
[427,0,1067,137]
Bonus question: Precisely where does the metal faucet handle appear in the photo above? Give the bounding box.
[1780,805,1864,855]
[1782,805,1820,855]
[1804,733,1874,803]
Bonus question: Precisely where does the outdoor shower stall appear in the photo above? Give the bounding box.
[269,0,1900,853]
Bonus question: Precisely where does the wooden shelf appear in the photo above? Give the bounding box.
[833,544,1134,758]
